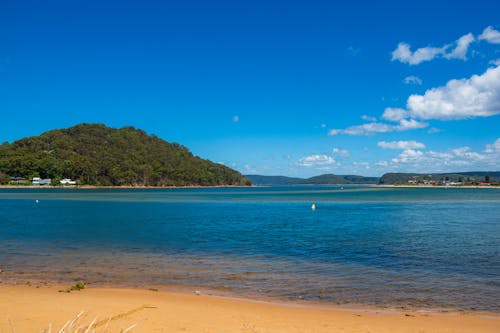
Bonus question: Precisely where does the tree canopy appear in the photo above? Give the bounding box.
[0,123,251,186]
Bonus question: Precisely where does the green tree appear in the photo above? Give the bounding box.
[0,171,10,184]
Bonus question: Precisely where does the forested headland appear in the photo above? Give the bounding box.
[0,124,251,187]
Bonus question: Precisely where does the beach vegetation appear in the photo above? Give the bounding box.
[59,281,85,293]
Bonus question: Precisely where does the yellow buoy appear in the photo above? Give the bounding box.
[311,203,316,211]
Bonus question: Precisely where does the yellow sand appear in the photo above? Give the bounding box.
[0,285,498,332]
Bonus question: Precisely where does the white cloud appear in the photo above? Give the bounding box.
[232,115,239,122]
[428,151,454,159]
[479,26,500,44]
[328,118,427,136]
[328,122,393,136]
[243,164,257,173]
[491,59,500,66]
[397,118,428,130]
[332,148,350,156]
[403,75,423,85]
[328,30,500,138]
[391,42,446,65]
[378,140,426,150]
[382,107,408,121]
[406,63,500,120]
[452,146,485,160]
[361,115,377,121]
[392,31,478,65]
[485,138,500,153]
[297,154,335,167]
[445,33,475,60]
[427,127,442,134]
[391,149,424,163]
[387,139,500,171]
[375,161,389,167]
[328,61,500,136]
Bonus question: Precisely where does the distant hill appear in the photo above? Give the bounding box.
[245,175,303,185]
[379,172,500,184]
[0,123,251,187]
[247,171,500,186]
[246,173,380,185]
[295,174,380,185]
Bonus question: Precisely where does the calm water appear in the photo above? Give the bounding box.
[1,186,499,311]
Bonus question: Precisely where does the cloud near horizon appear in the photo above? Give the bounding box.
[297,154,335,167]
[373,138,500,172]
[378,140,425,150]
[332,147,350,156]
[328,118,427,136]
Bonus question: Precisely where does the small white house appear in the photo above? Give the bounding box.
[60,178,76,185]
[32,177,51,185]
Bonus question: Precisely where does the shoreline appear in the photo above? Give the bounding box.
[0,184,255,189]
[3,278,493,314]
[375,184,499,188]
[1,284,498,332]
[0,184,498,189]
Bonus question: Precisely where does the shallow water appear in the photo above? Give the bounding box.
[1,186,499,311]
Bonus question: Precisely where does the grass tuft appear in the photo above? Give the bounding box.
[41,311,137,333]
[59,281,85,293]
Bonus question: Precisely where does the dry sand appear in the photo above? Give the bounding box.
[0,285,498,332]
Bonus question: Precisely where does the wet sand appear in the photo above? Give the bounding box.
[1,284,498,332]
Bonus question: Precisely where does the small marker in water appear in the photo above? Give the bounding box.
[311,203,316,211]
[35,200,39,204]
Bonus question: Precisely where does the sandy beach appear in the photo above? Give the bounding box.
[1,285,498,333]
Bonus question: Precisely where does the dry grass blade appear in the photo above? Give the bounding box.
[102,317,111,333]
[93,304,149,329]
[121,323,137,333]
[57,320,71,333]
[83,317,98,333]
[43,305,147,332]
[8,317,15,333]
[67,311,85,332]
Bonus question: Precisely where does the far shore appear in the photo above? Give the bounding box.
[0,184,499,189]
[0,184,254,189]
[1,284,498,333]
[376,184,499,188]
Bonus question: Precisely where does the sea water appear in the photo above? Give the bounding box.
[1,186,499,311]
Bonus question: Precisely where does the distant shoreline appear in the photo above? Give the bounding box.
[376,184,499,189]
[1,184,498,189]
[0,184,254,189]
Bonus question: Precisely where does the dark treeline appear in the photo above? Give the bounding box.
[0,123,251,186]
[379,172,499,185]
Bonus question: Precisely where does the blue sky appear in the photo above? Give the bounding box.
[1,0,499,177]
